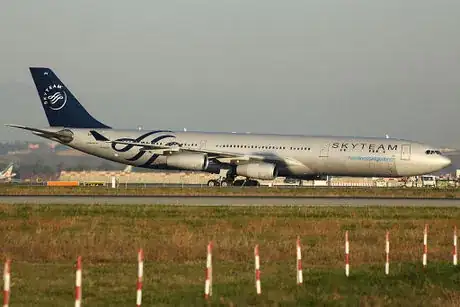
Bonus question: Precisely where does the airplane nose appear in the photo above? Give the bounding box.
[439,156,452,168]
[442,157,452,167]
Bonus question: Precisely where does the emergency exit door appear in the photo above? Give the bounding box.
[401,144,411,160]
[199,140,207,150]
[319,143,329,157]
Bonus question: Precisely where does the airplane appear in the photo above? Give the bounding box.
[0,163,16,182]
[6,67,452,187]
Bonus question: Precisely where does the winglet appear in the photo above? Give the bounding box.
[89,130,110,141]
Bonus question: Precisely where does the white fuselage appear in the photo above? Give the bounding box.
[50,127,450,178]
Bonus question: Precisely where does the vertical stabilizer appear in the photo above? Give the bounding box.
[29,67,111,128]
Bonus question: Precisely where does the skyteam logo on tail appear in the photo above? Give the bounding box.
[42,84,67,111]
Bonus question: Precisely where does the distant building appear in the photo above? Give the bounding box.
[28,144,40,150]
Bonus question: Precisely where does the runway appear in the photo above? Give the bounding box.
[0,196,460,206]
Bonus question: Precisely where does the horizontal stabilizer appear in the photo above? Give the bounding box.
[5,124,74,143]
[6,124,59,136]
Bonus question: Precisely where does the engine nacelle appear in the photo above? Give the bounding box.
[236,162,278,180]
[165,153,209,171]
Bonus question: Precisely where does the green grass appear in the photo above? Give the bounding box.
[9,261,460,306]
[1,185,460,198]
[1,204,460,305]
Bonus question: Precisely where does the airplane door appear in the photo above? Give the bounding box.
[401,144,411,160]
[199,140,207,150]
[387,159,396,176]
[319,143,329,157]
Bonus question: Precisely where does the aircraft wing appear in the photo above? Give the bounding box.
[104,138,172,150]
[102,137,264,161]
[91,130,302,165]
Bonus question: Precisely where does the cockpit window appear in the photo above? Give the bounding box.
[425,150,443,155]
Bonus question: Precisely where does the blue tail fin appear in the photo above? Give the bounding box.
[29,67,111,128]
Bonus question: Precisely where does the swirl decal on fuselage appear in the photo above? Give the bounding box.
[140,153,160,167]
[111,130,179,166]
[111,130,174,152]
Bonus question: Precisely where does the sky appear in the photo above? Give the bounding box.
[1,0,459,147]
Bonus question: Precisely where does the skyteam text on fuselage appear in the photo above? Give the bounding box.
[6,67,451,186]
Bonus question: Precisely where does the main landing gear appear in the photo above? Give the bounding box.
[207,168,260,187]
[207,178,260,187]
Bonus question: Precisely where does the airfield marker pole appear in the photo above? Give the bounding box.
[345,231,349,277]
[453,226,457,266]
[204,242,212,299]
[3,259,10,307]
[255,245,261,295]
[136,249,144,307]
[385,231,390,275]
[423,225,428,268]
[75,256,82,307]
[296,237,303,285]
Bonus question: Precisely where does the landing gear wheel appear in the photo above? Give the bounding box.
[207,180,220,187]
[221,180,229,187]
[233,179,245,186]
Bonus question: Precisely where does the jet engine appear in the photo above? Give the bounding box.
[236,162,278,180]
[166,153,209,171]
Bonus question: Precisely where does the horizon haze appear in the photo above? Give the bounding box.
[1,1,459,148]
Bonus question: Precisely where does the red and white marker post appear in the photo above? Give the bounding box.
[137,249,144,307]
[345,231,350,277]
[75,256,82,307]
[204,242,212,299]
[423,224,428,268]
[453,226,457,266]
[3,259,10,307]
[385,231,390,275]
[296,237,303,285]
[254,245,261,295]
